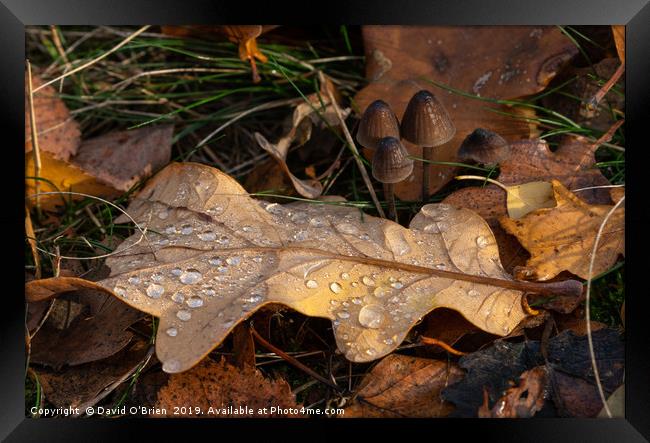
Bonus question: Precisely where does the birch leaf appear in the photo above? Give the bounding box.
[97,163,579,373]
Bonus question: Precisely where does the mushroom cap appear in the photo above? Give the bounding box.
[372,137,414,184]
[356,100,401,150]
[400,90,456,147]
[457,128,511,165]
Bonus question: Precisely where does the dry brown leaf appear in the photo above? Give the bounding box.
[612,26,625,63]
[71,125,174,191]
[37,339,151,409]
[254,77,347,198]
[354,26,578,199]
[25,73,80,161]
[95,162,559,373]
[500,180,624,280]
[153,357,302,417]
[30,288,143,368]
[342,354,463,418]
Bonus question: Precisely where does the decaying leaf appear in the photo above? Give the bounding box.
[354,26,578,199]
[71,125,174,192]
[37,339,151,410]
[25,73,80,162]
[342,354,463,418]
[30,289,144,368]
[611,26,625,63]
[254,77,348,198]
[598,384,624,418]
[97,162,546,373]
[478,366,548,418]
[500,180,624,280]
[153,357,302,417]
[443,328,623,417]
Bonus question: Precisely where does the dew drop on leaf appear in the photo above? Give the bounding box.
[166,327,178,337]
[176,310,192,321]
[186,296,204,308]
[329,282,343,294]
[305,280,318,289]
[337,311,350,319]
[180,224,193,235]
[198,231,216,241]
[476,235,488,248]
[226,256,241,266]
[362,276,376,286]
[127,276,140,285]
[179,269,202,284]
[113,286,127,297]
[146,283,164,298]
[358,304,385,328]
[171,292,185,304]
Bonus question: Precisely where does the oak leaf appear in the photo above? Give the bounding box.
[96,162,581,373]
[499,180,624,280]
[342,354,463,418]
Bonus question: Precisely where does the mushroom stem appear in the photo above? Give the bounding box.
[422,146,432,201]
[383,182,397,222]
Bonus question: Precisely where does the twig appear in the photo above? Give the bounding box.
[320,71,385,218]
[26,60,42,214]
[250,324,341,392]
[585,195,625,418]
[34,25,151,93]
[419,336,467,356]
[25,204,41,280]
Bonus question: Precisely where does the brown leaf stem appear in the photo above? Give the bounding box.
[419,336,467,356]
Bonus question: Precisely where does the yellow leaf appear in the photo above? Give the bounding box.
[506,181,556,219]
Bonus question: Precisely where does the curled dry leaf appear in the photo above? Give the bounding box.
[354,26,578,199]
[500,180,624,280]
[342,354,464,418]
[97,162,546,373]
[153,357,302,417]
[505,181,556,220]
[254,77,348,198]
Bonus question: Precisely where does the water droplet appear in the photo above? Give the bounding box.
[158,209,169,220]
[468,289,480,297]
[186,296,204,308]
[127,276,140,285]
[164,225,176,235]
[242,225,253,232]
[253,256,263,263]
[423,223,440,234]
[242,294,263,304]
[206,205,224,216]
[342,334,349,340]
[383,338,395,345]
[113,286,127,297]
[162,359,181,373]
[362,276,375,286]
[351,282,359,288]
[265,203,283,214]
[340,272,350,280]
[476,235,488,248]
[217,266,228,273]
[290,212,307,224]
[171,292,185,303]
[176,310,192,321]
[336,223,358,235]
[351,297,362,305]
[158,238,170,246]
[226,256,241,266]
[198,231,216,241]
[208,257,223,266]
[434,263,447,270]
[337,311,350,319]
[358,234,370,241]
[391,281,404,289]
[309,217,327,228]
[151,273,164,282]
[146,283,164,298]
[180,269,202,284]
[180,224,193,235]
[330,299,339,306]
[305,280,318,289]
[202,288,215,297]
[166,327,178,337]
[365,349,376,356]
[293,230,309,241]
[216,235,230,246]
[373,287,390,298]
[329,282,342,294]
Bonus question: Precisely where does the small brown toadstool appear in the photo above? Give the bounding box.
[400,90,455,200]
[356,100,401,150]
[457,128,511,166]
[372,136,414,221]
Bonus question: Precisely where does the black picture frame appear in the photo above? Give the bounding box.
[4,1,649,440]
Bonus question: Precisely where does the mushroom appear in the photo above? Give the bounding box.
[457,128,511,167]
[356,99,401,150]
[400,90,456,200]
[372,136,414,221]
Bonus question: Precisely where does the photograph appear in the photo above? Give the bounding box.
[21,22,632,425]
